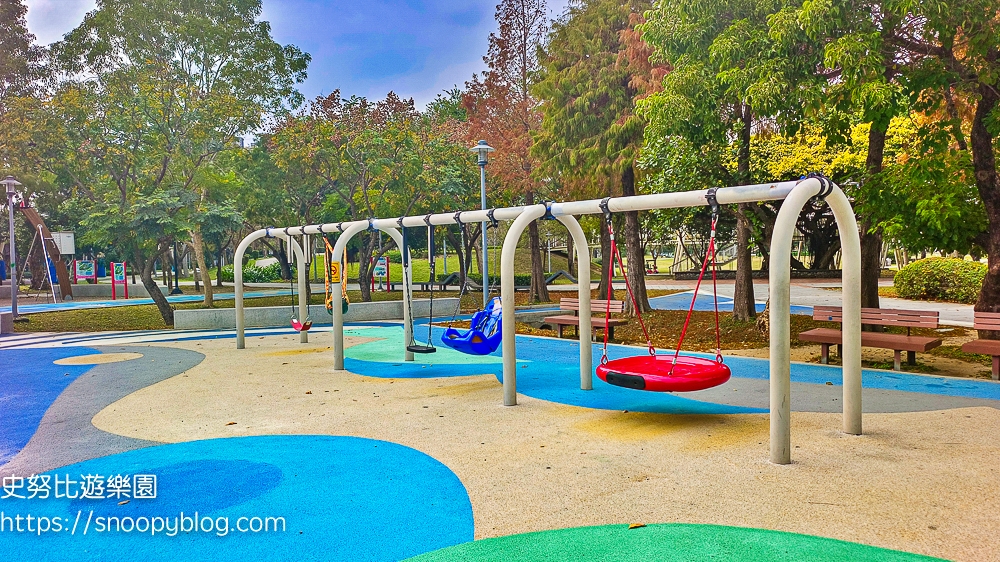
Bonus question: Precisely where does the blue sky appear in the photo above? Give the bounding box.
[25,0,570,107]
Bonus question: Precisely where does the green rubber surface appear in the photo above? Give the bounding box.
[404,523,944,562]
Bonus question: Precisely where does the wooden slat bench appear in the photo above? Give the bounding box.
[543,298,627,340]
[962,312,1000,380]
[799,306,943,370]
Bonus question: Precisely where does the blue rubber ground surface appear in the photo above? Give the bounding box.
[344,326,1000,408]
[649,292,813,316]
[2,290,291,315]
[0,347,98,465]
[0,436,473,561]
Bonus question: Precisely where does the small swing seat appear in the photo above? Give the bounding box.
[291,318,313,332]
[441,298,503,355]
[407,344,437,354]
[597,354,731,393]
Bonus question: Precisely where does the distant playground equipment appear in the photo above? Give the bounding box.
[323,237,350,316]
[234,175,862,464]
[399,217,436,354]
[596,190,731,393]
[441,213,503,355]
[20,206,73,300]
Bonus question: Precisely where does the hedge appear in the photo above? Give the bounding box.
[220,263,296,284]
[893,257,986,304]
[439,272,532,286]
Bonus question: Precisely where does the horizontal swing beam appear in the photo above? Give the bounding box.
[266,180,802,237]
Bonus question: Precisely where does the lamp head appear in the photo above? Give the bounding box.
[469,140,495,165]
[1,176,22,197]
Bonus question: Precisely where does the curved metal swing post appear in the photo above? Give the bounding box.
[769,177,861,464]
[555,214,593,391]
[234,228,308,347]
[500,204,547,406]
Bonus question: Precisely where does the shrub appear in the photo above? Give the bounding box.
[220,263,296,284]
[893,258,986,304]
[444,272,532,286]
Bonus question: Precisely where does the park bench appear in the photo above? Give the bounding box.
[961,312,1000,380]
[798,305,943,370]
[544,298,627,340]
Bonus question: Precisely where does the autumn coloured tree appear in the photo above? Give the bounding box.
[463,0,551,302]
[534,0,660,311]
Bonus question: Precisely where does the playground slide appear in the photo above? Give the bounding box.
[20,206,73,300]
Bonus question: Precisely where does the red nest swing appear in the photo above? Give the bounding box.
[595,191,731,393]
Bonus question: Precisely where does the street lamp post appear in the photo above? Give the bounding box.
[469,140,494,308]
[170,242,183,295]
[2,176,22,319]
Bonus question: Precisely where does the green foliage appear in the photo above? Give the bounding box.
[450,272,532,287]
[220,263,292,283]
[893,258,986,304]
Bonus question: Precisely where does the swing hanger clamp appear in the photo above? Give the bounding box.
[542,202,557,220]
[366,219,377,232]
[453,211,463,226]
[336,223,344,233]
[486,208,498,229]
[599,197,612,225]
[705,188,720,218]
[423,214,433,227]
[264,227,276,238]
[802,172,834,200]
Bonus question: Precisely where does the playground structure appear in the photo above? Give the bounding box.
[19,206,73,300]
[232,176,861,464]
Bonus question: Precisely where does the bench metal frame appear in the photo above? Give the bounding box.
[232,176,861,465]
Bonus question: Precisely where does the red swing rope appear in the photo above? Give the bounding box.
[601,211,654,365]
[671,212,723,373]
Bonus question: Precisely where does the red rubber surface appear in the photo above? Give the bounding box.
[596,355,731,392]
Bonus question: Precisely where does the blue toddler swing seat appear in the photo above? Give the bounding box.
[442,297,503,355]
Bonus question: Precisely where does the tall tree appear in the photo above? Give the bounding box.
[0,0,43,110]
[269,91,429,302]
[882,0,1000,336]
[39,0,308,320]
[463,0,551,302]
[641,0,823,320]
[534,0,661,313]
[797,0,913,312]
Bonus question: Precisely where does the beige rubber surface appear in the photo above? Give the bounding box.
[53,352,144,365]
[92,333,1000,561]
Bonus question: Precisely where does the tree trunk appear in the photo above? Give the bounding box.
[525,191,550,302]
[971,81,1000,339]
[190,226,213,307]
[565,228,574,273]
[733,204,757,321]
[733,103,756,320]
[622,164,650,313]
[276,246,291,281]
[862,123,888,312]
[357,233,377,302]
[137,245,173,325]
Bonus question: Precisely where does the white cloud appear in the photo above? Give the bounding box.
[25,0,96,45]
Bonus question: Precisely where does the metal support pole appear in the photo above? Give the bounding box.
[7,190,17,319]
[480,163,488,308]
[501,204,547,406]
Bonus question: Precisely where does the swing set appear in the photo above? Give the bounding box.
[440,211,503,355]
[595,190,731,393]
